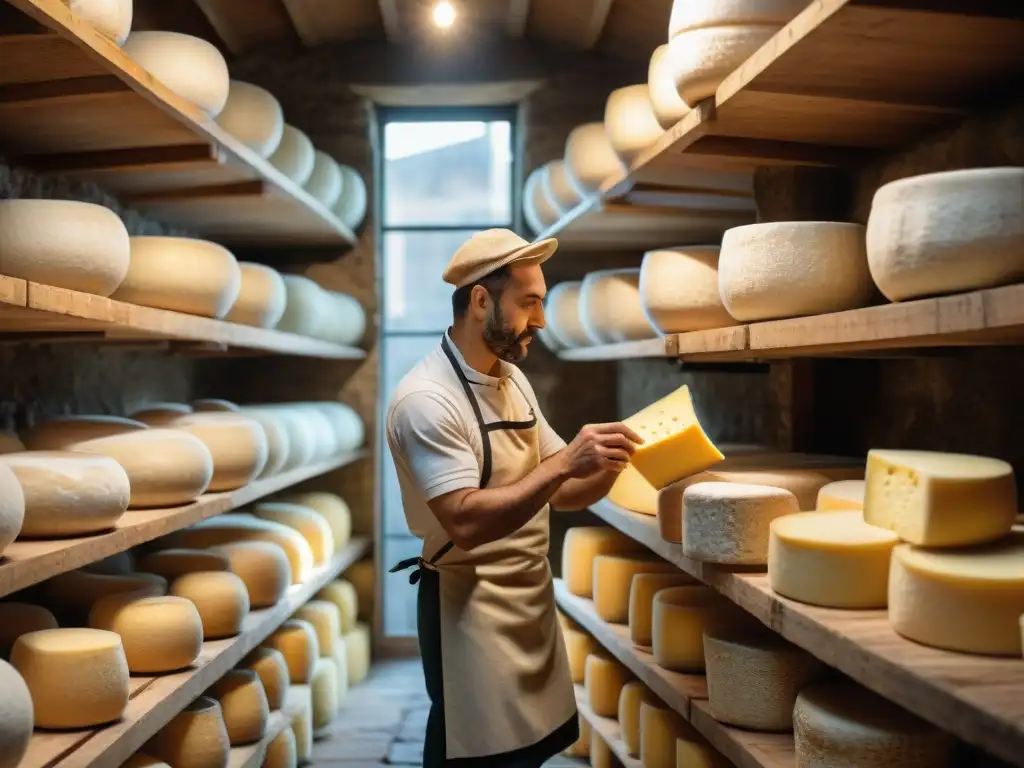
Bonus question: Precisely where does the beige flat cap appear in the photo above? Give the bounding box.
[442,228,558,289]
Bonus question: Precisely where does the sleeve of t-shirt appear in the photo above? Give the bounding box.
[514,371,567,460]
[387,390,482,501]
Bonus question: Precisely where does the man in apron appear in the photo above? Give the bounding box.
[386,229,643,767]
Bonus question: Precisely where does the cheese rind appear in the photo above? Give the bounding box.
[524,166,562,234]
[216,81,284,158]
[289,687,313,762]
[252,502,334,564]
[590,731,615,768]
[545,281,591,349]
[640,246,736,333]
[618,681,651,757]
[343,622,371,685]
[294,600,342,657]
[22,414,146,449]
[652,586,716,672]
[304,151,344,208]
[0,659,32,768]
[147,696,230,768]
[170,571,250,640]
[666,25,780,106]
[209,669,269,746]
[269,125,316,186]
[131,402,192,424]
[161,413,269,491]
[122,32,230,116]
[769,511,898,609]
[648,45,690,129]
[67,0,133,44]
[315,579,359,633]
[542,160,583,214]
[562,526,643,598]
[317,290,366,346]
[243,647,290,711]
[179,515,314,584]
[604,84,665,163]
[43,570,167,624]
[137,548,232,581]
[225,262,287,328]
[669,0,808,36]
[348,560,375,620]
[213,541,291,608]
[265,726,297,768]
[564,628,598,683]
[579,268,657,344]
[864,449,1016,547]
[564,715,591,757]
[334,166,368,230]
[585,653,631,717]
[278,492,352,552]
[0,603,58,657]
[563,122,626,195]
[310,657,339,731]
[276,274,325,338]
[889,534,1024,656]
[266,620,320,683]
[684,482,799,565]
[816,479,864,511]
[89,594,203,673]
[628,572,696,647]
[641,699,693,768]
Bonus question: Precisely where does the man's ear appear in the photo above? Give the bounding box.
[469,284,490,318]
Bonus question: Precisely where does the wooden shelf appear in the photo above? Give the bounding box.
[0,448,368,598]
[574,685,641,768]
[586,499,1024,766]
[0,276,367,359]
[558,337,671,362]
[19,539,368,768]
[0,0,356,248]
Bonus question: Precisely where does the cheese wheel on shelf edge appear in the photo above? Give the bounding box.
[277,491,352,552]
[594,551,678,624]
[315,579,358,633]
[265,620,320,683]
[585,652,631,717]
[22,414,146,450]
[208,669,269,746]
[66,0,134,45]
[564,628,598,683]
[666,25,780,106]
[304,151,344,208]
[604,84,664,163]
[334,166,367,230]
[579,268,657,345]
[648,44,689,129]
[122,32,230,116]
[344,622,371,685]
[640,246,736,333]
[238,410,290,478]
[544,281,591,349]
[0,603,58,658]
[170,571,250,640]
[564,715,591,758]
[590,730,616,768]
[816,479,864,511]
[651,585,719,672]
[523,166,561,234]
[136,548,232,581]
[158,413,269,491]
[0,199,130,297]
[668,0,808,36]
[0,659,32,768]
[618,681,652,757]
[317,290,366,346]
[11,628,130,728]
[331,642,350,700]
[288,687,313,762]
[293,600,342,657]
[347,559,375,620]
[866,167,1024,302]
[242,647,290,711]
[270,125,316,186]
[178,514,314,584]
[43,570,167,624]
[310,657,339,731]
[216,81,284,158]
[252,502,334,564]
[265,726,297,768]
[541,159,583,214]
[794,681,956,768]
[146,696,230,768]
[0,462,22,558]
[564,122,626,195]
[276,274,325,338]
[225,262,287,328]
[889,533,1024,656]
[607,463,659,515]
[130,402,192,424]
[641,699,694,768]
[89,593,202,673]
[213,541,291,608]
[628,572,696,648]
[1,451,129,537]
[769,511,897,609]
[562,526,644,598]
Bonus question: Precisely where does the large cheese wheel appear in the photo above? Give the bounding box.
[131,402,192,424]
[564,122,626,195]
[43,570,167,624]
[562,526,643,597]
[769,511,898,609]
[0,431,24,454]
[334,166,367,230]
[276,274,325,337]
[243,648,290,711]
[585,652,630,717]
[0,462,23,557]
[137,548,231,581]
[161,413,268,491]
[542,160,583,214]
[640,246,736,333]
[816,479,864,511]
[889,533,1024,656]
[651,585,717,672]
[252,502,334,564]
[11,628,130,728]
[310,657,339,731]
[663,468,838,520]
[278,492,352,552]
[794,682,956,768]
[719,221,874,322]
[213,541,291,608]
[179,515,314,584]
[628,572,696,647]
[683,482,799,565]
[2,451,129,537]
[343,622,371,685]
[316,402,365,454]
[170,571,250,640]
[604,84,664,163]
[315,579,358,634]
[216,81,284,158]
[0,659,32,768]
[0,200,130,296]
[89,593,202,673]
[21,414,146,449]
[304,151,344,208]
[523,166,561,234]
[618,681,651,757]
[66,0,133,44]
[269,125,316,186]
[590,731,615,768]
[669,0,808,36]
[123,32,229,116]
[866,168,1024,301]
[265,726,297,768]
[209,669,269,745]
[564,628,598,683]
[266,620,320,684]
[225,263,287,328]
[0,603,58,658]
[593,553,677,623]
[293,600,342,657]
[288,688,313,762]
[579,268,656,344]
[544,281,591,349]
[317,290,366,346]
[607,464,659,516]
[237,410,290,477]
[648,45,690,129]
[146,696,230,768]
[114,236,242,319]
[641,699,691,768]
[665,25,780,106]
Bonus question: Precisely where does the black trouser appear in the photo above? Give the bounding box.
[417,568,579,768]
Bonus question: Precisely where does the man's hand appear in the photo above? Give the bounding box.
[559,422,644,479]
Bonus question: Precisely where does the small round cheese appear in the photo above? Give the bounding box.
[604,84,664,163]
[265,726,297,768]
[585,652,630,717]
[170,571,250,640]
[266,620,320,684]
[331,643,349,699]
[590,731,615,768]
[146,696,230,768]
[238,410,290,477]
[794,681,956,768]
[137,548,232,581]
[1,450,129,536]
[43,570,167,624]
[279,492,352,553]
[0,431,25,454]
[131,402,192,424]
[562,525,643,598]
[670,468,837,512]
[0,659,32,768]
[114,236,242,319]
[192,398,240,413]
[315,579,359,633]
[252,502,334,564]
[866,167,1024,301]
[294,600,342,657]
[889,533,1024,656]
[0,461,25,556]
[347,560,375,620]
[269,125,316,186]
[666,25,780,106]
[167,413,268,491]
[179,515,314,584]
[242,647,290,711]
[0,603,58,658]
[334,166,367,230]
[669,0,809,36]
[579,268,656,344]
[542,160,583,214]
[22,414,146,449]
[564,628,598,683]
[213,541,291,608]
[641,699,691,768]
[816,479,864,511]
[0,199,130,296]
[216,81,284,158]
[607,463,659,516]
[564,715,590,758]
[66,0,133,44]
[225,263,288,328]
[343,622,371,685]
[304,151,344,208]
[648,44,690,129]
[276,274,325,337]
[564,122,626,195]
[618,681,651,757]
[310,657,339,731]
[523,166,562,234]
[651,585,716,672]
[640,246,736,333]
[704,624,827,731]
[683,482,800,565]
[317,402,365,454]
[89,593,202,673]
[544,281,591,349]
[289,689,313,762]
[209,669,269,746]
[317,290,366,346]
[628,572,696,648]
[593,553,678,623]
[11,628,130,728]
[122,32,230,116]
[769,511,897,609]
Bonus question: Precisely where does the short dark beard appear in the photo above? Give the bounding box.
[483,299,531,363]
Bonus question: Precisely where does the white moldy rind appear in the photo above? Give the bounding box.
[304,151,344,208]
[276,274,325,337]
[669,0,808,37]
[225,262,288,328]
[604,85,665,163]
[579,268,657,344]
[544,281,592,349]
[564,122,626,195]
[334,166,368,229]
[0,462,25,557]
[123,32,230,117]
[866,167,1024,301]
[648,45,690,129]
[524,166,562,234]
[67,0,133,45]
[0,659,33,768]
[216,81,285,158]
[542,160,583,214]
[683,482,799,565]
[640,246,736,333]
[666,25,780,107]
[269,125,317,186]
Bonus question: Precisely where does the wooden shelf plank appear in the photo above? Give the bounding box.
[556,580,794,768]
[585,499,1024,766]
[558,337,671,362]
[19,539,369,768]
[0,448,368,599]
[574,685,641,768]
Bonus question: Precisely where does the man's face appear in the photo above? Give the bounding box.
[482,264,547,363]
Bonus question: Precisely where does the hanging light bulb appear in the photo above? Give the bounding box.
[433,0,456,28]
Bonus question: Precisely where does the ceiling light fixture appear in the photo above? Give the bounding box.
[433,0,456,28]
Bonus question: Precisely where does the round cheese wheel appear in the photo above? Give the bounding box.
[331,643,349,700]
[179,514,314,584]
[523,166,561,234]
[334,166,367,230]
[131,402,192,424]
[317,290,366,346]
[719,221,875,322]
[593,553,678,623]
[816,479,864,511]
[666,467,837,513]
[648,44,690,129]
[276,274,325,337]
[43,570,167,624]
[618,681,651,756]
[269,125,316,186]
[123,32,230,116]
[0,659,32,768]
[579,268,656,344]
[164,413,269,491]
[0,431,25,454]
[669,0,808,36]
[651,586,718,672]
[564,628,597,683]
[310,657,339,731]
[216,81,284,158]
[641,699,691,768]
[304,151,344,208]
[89,593,203,673]
[564,122,626,195]
[265,726,297,768]
[562,526,642,598]
[209,669,269,746]
[640,246,736,333]
[544,281,591,349]
[252,502,334,564]
[0,462,24,557]
[289,689,313,762]
[541,160,582,214]
[114,236,242,319]
[628,572,697,648]
[343,622,371,685]
[22,414,146,449]
[590,731,615,768]
[170,571,250,639]
[237,410,290,477]
[295,600,342,658]
[585,652,630,717]
[66,0,133,44]
[0,199,131,297]
[666,25,780,106]
[137,549,231,581]
[0,603,58,658]
[147,696,230,768]
[347,560,375,620]
[243,647,290,710]
[279,492,352,553]
[315,579,358,633]
[604,84,664,163]
[213,541,291,608]
[11,628,130,728]
[225,263,287,328]
[192,398,240,413]
[866,167,1024,301]
[265,620,319,684]
[1,451,129,537]
[316,402,365,454]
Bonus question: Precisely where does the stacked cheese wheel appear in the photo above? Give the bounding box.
[274,274,366,346]
[603,84,664,164]
[543,268,659,351]
[123,31,230,116]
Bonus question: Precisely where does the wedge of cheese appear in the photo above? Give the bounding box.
[607,463,659,515]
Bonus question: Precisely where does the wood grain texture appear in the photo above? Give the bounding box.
[280,0,383,45]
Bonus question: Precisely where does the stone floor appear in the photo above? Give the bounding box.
[311,660,583,767]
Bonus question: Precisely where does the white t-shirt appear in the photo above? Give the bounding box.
[386,333,566,555]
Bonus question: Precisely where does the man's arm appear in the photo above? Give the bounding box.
[549,465,624,512]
